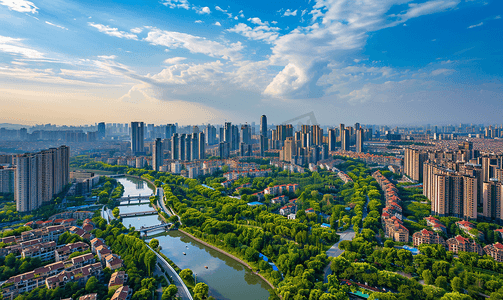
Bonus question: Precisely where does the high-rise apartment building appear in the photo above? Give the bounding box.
[341,128,350,151]
[356,128,364,153]
[185,135,192,161]
[15,146,69,212]
[152,138,162,171]
[328,129,336,151]
[404,148,428,181]
[482,180,503,223]
[260,115,268,153]
[205,125,217,145]
[219,142,230,159]
[165,124,177,139]
[171,133,179,160]
[198,132,205,160]
[0,167,14,194]
[131,122,145,155]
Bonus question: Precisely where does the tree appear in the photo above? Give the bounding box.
[194,282,209,300]
[440,292,472,300]
[435,276,449,290]
[451,277,463,293]
[85,276,99,293]
[112,207,120,218]
[423,269,434,285]
[162,284,178,300]
[149,238,159,250]
[180,269,194,284]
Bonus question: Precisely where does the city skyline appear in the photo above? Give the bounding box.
[1,0,502,126]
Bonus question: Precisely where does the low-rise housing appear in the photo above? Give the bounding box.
[412,229,447,247]
[483,243,503,262]
[21,241,57,261]
[55,242,90,262]
[446,235,483,255]
[111,286,133,300]
[109,271,128,290]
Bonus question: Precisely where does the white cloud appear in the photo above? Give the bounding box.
[98,55,117,60]
[283,9,297,17]
[0,35,44,59]
[45,21,68,30]
[430,68,454,76]
[228,23,280,43]
[395,0,460,22]
[248,17,268,26]
[214,21,221,26]
[88,23,138,40]
[194,6,210,14]
[164,57,186,64]
[195,20,203,23]
[271,21,278,24]
[468,22,483,28]
[144,27,243,61]
[131,27,143,34]
[162,0,189,10]
[495,15,501,20]
[215,5,232,18]
[0,0,37,13]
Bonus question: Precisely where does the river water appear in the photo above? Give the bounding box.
[116,176,271,300]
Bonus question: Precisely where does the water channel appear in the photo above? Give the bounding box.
[116,176,271,300]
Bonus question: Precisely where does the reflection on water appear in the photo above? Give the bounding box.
[117,177,154,197]
[122,215,161,229]
[119,204,153,214]
[153,231,270,300]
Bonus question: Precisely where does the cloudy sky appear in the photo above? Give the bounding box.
[0,0,501,126]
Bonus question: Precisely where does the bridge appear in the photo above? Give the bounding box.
[136,223,172,233]
[117,195,152,204]
[107,174,126,178]
[119,210,157,218]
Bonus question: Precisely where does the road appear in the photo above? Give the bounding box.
[146,244,193,300]
[323,196,369,282]
[156,187,172,217]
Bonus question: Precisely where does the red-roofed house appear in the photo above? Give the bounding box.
[447,235,483,255]
[412,229,446,247]
[483,243,503,262]
[111,285,133,300]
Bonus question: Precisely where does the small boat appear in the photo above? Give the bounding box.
[205,266,208,269]
[183,252,186,255]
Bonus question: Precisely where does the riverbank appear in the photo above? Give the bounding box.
[178,228,276,291]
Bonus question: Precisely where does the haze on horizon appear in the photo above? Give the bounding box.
[0,0,502,126]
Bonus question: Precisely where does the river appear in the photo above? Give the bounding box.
[116,176,271,300]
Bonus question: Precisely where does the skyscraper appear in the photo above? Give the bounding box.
[153,138,162,171]
[260,115,268,153]
[15,146,69,212]
[179,134,186,161]
[185,134,192,161]
[165,124,177,139]
[328,129,336,151]
[171,133,178,160]
[191,133,199,160]
[219,142,230,159]
[356,128,364,153]
[97,122,106,139]
[198,132,205,160]
[241,124,251,145]
[341,128,350,151]
[131,122,145,155]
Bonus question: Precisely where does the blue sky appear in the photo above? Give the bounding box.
[0,0,501,126]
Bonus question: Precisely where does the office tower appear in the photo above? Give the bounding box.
[198,132,205,160]
[97,122,106,139]
[191,133,199,160]
[338,124,345,142]
[224,122,232,145]
[260,115,267,137]
[355,123,361,131]
[153,138,162,171]
[179,134,186,161]
[321,144,329,160]
[356,128,364,153]
[219,142,230,159]
[185,134,192,161]
[131,122,145,155]
[15,146,69,213]
[232,125,240,151]
[404,148,428,181]
[166,124,177,139]
[482,180,503,222]
[241,124,251,145]
[171,133,179,160]
[193,126,200,134]
[260,115,268,152]
[328,129,336,151]
[341,128,350,151]
[260,136,266,157]
[219,127,225,143]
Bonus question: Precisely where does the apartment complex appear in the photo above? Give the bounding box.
[14,145,70,212]
[412,229,447,247]
[446,235,484,255]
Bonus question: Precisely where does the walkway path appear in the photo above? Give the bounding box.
[145,244,193,300]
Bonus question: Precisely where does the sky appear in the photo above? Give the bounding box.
[0,0,502,126]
